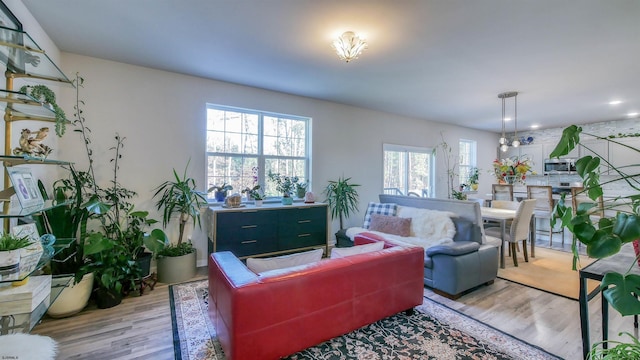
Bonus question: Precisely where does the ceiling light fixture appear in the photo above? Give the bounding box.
[628,112,639,117]
[498,91,519,152]
[332,31,367,63]
[609,100,622,105]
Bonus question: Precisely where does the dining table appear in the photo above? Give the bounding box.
[480,207,517,269]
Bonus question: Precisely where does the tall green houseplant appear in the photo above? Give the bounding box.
[324,176,360,230]
[550,125,640,357]
[153,160,208,248]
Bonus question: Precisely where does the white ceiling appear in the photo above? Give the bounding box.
[21,0,640,133]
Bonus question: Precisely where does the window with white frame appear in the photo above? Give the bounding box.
[383,144,434,197]
[206,105,310,199]
[458,139,477,187]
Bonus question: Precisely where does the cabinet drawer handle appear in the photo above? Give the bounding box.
[241,240,257,244]
[298,233,311,237]
[298,220,311,223]
[241,225,257,229]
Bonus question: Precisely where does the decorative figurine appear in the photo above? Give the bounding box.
[13,127,52,158]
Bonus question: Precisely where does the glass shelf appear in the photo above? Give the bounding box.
[0,238,74,284]
[0,154,71,167]
[0,89,70,123]
[0,199,72,218]
[0,26,72,85]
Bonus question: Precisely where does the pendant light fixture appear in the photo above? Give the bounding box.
[498,91,519,152]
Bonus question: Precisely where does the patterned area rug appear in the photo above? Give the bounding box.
[170,280,561,360]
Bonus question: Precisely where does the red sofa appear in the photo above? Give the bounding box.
[208,237,424,360]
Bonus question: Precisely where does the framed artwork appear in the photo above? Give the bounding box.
[7,167,44,209]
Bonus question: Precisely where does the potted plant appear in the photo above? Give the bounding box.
[152,160,208,283]
[268,172,297,205]
[296,180,308,199]
[208,183,233,202]
[324,176,360,246]
[0,233,31,272]
[468,167,479,191]
[242,185,264,206]
[19,85,67,136]
[550,125,640,355]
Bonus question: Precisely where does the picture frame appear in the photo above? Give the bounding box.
[6,167,44,209]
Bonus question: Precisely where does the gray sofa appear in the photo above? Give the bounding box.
[339,195,499,299]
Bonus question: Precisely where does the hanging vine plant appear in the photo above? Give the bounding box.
[20,85,67,136]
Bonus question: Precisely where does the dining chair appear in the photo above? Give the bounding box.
[492,184,514,201]
[527,185,565,246]
[485,199,537,266]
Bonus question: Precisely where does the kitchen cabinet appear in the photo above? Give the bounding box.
[579,139,609,175]
[608,137,640,177]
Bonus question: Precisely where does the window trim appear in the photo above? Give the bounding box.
[206,104,311,200]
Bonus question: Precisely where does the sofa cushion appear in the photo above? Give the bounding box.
[452,219,483,243]
[330,241,385,259]
[246,248,324,273]
[363,202,397,229]
[369,214,412,237]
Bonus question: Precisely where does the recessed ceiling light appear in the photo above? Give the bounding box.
[627,112,639,117]
[530,124,539,129]
[609,100,623,105]
[503,117,512,122]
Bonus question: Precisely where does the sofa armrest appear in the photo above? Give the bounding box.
[426,241,480,256]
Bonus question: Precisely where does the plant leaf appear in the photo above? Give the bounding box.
[602,273,640,316]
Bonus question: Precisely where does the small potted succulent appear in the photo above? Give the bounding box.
[242,185,265,206]
[0,233,31,272]
[296,180,308,199]
[208,183,233,202]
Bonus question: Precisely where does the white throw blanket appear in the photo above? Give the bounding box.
[346,206,457,249]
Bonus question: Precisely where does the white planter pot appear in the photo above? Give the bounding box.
[0,249,21,271]
[157,251,197,284]
[47,272,95,318]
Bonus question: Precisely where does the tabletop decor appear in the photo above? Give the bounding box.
[268,172,298,205]
[492,156,533,184]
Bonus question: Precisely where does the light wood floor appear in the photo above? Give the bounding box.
[32,241,637,360]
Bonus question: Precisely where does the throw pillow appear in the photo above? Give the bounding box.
[246,248,324,274]
[363,202,398,229]
[369,214,411,237]
[330,241,385,259]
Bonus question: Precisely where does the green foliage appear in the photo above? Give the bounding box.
[19,84,67,136]
[207,183,233,192]
[0,233,31,251]
[324,176,360,229]
[81,232,138,294]
[154,160,208,245]
[550,124,640,319]
[588,332,640,359]
[268,172,300,196]
[157,242,194,257]
[241,185,264,200]
[468,167,480,185]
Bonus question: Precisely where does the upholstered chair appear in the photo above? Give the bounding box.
[527,185,564,246]
[492,184,514,201]
[485,199,536,266]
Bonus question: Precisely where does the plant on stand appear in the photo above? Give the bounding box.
[324,176,360,247]
[19,84,67,136]
[208,183,233,202]
[550,125,640,358]
[468,167,480,191]
[148,160,208,283]
[268,172,298,205]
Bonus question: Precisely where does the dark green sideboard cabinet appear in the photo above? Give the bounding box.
[206,202,329,259]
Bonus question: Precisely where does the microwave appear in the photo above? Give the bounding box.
[544,158,577,174]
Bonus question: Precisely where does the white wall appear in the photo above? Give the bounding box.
[53,54,497,265]
[8,1,499,266]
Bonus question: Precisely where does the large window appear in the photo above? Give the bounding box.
[458,139,477,186]
[206,105,310,198]
[383,144,434,197]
